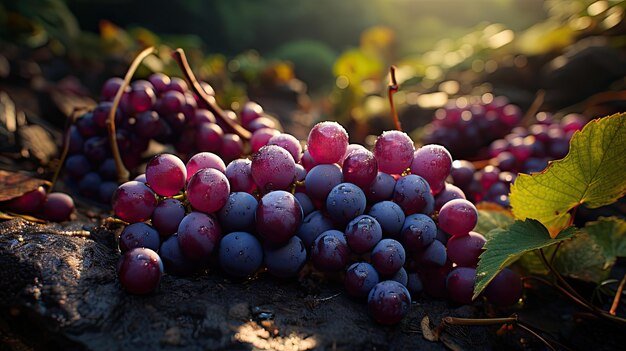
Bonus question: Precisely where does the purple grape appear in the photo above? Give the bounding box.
[300,149,319,171]
[484,268,523,307]
[159,90,185,115]
[439,199,478,236]
[345,262,380,299]
[256,190,303,246]
[196,122,224,153]
[365,172,396,203]
[450,160,475,189]
[240,101,263,128]
[368,201,406,238]
[218,232,263,278]
[410,144,452,195]
[190,109,216,126]
[145,154,187,196]
[134,174,147,183]
[311,230,350,272]
[307,122,350,165]
[177,212,221,264]
[264,236,308,278]
[268,133,302,163]
[166,77,188,94]
[112,181,157,223]
[326,183,367,226]
[480,165,500,190]
[400,214,437,253]
[344,215,382,254]
[561,113,585,133]
[218,192,258,233]
[338,144,367,166]
[250,128,280,153]
[393,174,434,215]
[371,239,406,275]
[434,183,466,210]
[117,247,163,295]
[135,111,165,139]
[159,234,195,276]
[76,112,98,138]
[446,231,486,267]
[101,77,124,101]
[342,149,378,188]
[367,280,411,325]
[446,267,477,305]
[373,130,415,174]
[225,159,256,194]
[186,168,230,214]
[251,145,296,193]
[419,262,452,298]
[305,164,343,205]
[118,222,160,253]
[148,73,170,95]
[4,186,46,215]
[417,240,447,267]
[296,210,335,248]
[221,134,244,163]
[68,125,84,155]
[128,81,156,113]
[186,152,226,181]
[92,101,122,128]
[248,117,277,132]
[151,198,186,239]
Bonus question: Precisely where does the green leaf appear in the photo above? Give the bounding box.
[473,219,576,299]
[510,113,626,237]
[553,231,609,283]
[475,207,515,238]
[582,217,626,269]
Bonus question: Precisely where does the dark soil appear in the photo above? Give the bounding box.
[0,218,502,351]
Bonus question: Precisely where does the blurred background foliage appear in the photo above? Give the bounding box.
[1,0,626,140]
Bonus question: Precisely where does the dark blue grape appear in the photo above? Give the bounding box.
[393,174,434,215]
[294,192,315,217]
[152,198,186,239]
[83,136,108,163]
[367,280,411,325]
[311,230,351,272]
[344,215,382,254]
[78,172,102,198]
[305,164,343,205]
[295,210,335,248]
[371,239,406,275]
[400,214,437,253]
[326,183,366,226]
[344,262,379,299]
[417,240,448,267]
[368,201,405,238]
[118,222,160,253]
[406,272,423,295]
[219,192,258,233]
[386,267,408,287]
[264,236,307,278]
[218,232,263,278]
[160,234,195,276]
[65,154,92,179]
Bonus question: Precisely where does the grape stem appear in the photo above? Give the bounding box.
[519,89,545,127]
[172,48,252,140]
[108,46,156,183]
[437,315,563,351]
[49,107,89,193]
[609,272,626,316]
[387,65,402,131]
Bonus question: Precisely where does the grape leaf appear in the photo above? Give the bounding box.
[475,206,515,238]
[553,231,609,283]
[473,219,576,299]
[582,216,626,269]
[510,113,626,238]
[0,170,50,202]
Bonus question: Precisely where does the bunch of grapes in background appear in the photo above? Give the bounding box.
[422,94,522,160]
[112,120,523,325]
[63,73,283,204]
[0,185,75,222]
[450,112,587,207]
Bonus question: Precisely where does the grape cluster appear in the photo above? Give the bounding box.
[451,112,586,206]
[113,121,522,325]
[65,74,277,204]
[0,186,75,222]
[422,95,522,159]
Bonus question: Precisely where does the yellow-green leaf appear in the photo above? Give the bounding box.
[510,113,626,237]
[475,207,515,238]
[473,219,576,300]
[582,216,626,269]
